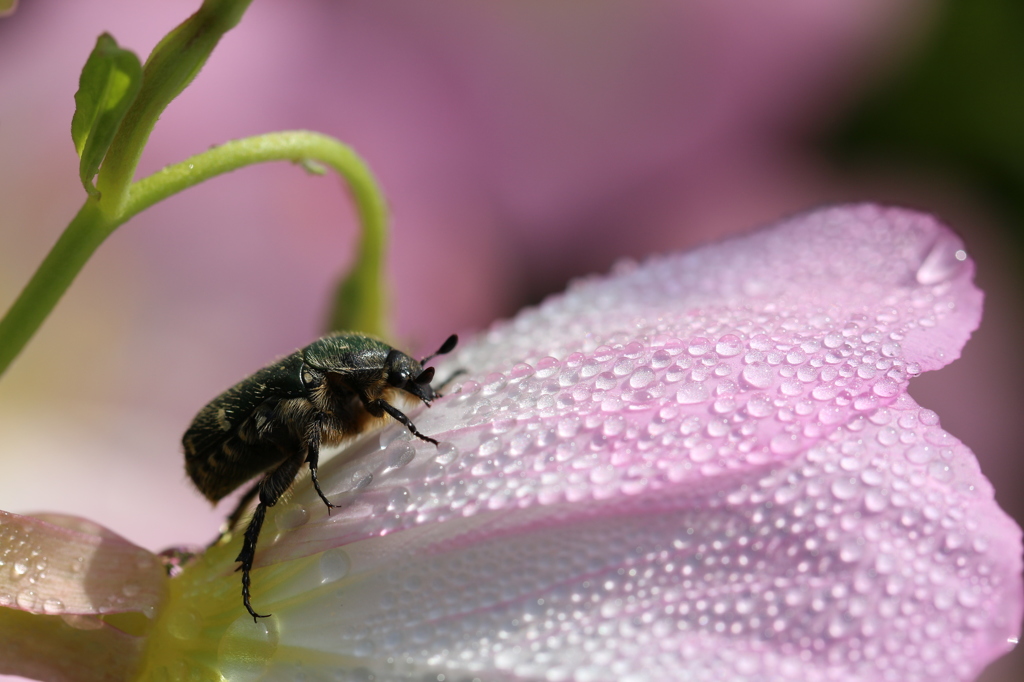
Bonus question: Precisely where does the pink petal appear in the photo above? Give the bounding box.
[0,510,166,616]
[236,205,1018,680]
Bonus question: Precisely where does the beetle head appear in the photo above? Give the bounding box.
[383,350,436,403]
[385,335,458,404]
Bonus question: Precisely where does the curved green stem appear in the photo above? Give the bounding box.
[0,130,389,378]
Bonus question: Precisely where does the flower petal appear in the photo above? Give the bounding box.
[0,510,166,616]
[168,205,1020,681]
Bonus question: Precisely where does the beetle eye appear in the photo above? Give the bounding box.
[415,367,435,385]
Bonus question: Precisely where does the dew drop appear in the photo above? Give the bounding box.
[433,441,459,465]
[706,418,730,438]
[16,590,37,610]
[378,427,409,448]
[688,337,712,356]
[745,394,774,418]
[779,379,802,397]
[839,541,863,563]
[650,350,673,369]
[557,417,580,438]
[785,349,807,365]
[481,372,507,395]
[348,470,373,492]
[864,490,888,513]
[715,334,743,357]
[860,469,883,486]
[629,367,655,389]
[612,358,635,377]
[872,378,899,398]
[276,505,309,531]
[535,357,561,378]
[42,599,64,615]
[689,442,715,462]
[741,363,773,390]
[319,549,351,584]
[712,397,736,415]
[675,382,708,405]
[769,433,802,456]
[679,415,702,435]
[216,615,280,681]
[387,487,411,511]
[905,444,935,464]
[167,609,203,640]
[385,443,416,471]
[831,478,858,500]
[877,427,899,446]
[509,363,535,379]
[957,588,981,608]
[917,234,967,285]
[853,394,877,412]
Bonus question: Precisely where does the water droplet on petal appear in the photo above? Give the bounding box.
[687,337,712,356]
[319,549,351,584]
[745,394,774,418]
[831,478,858,500]
[715,334,743,357]
[216,615,279,680]
[276,505,309,531]
[864,490,888,513]
[917,234,967,284]
[905,444,935,464]
[168,609,203,640]
[629,367,655,389]
[769,433,802,455]
[675,382,708,405]
[16,590,37,610]
[509,362,534,379]
[741,363,773,390]
[433,441,458,465]
[349,470,373,492]
[384,443,416,471]
[872,378,899,397]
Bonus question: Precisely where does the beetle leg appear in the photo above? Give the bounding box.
[235,454,305,621]
[367,398,439,446]
[207,480,262,549]
[305,414,339,514]
[237,503,270,621]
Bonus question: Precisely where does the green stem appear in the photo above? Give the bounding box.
[0,130,389,379]
[126,131,389,336]
[0,201,113,376]
[96,0,253,215]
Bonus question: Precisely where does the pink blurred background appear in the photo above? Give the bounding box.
[0,1,1020,679]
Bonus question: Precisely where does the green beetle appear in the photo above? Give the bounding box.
[183,333,458,620]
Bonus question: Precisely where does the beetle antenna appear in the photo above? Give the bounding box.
[419,334,458,365]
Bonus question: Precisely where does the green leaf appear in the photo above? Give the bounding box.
[71,33,142,197]
[0,0,19,18]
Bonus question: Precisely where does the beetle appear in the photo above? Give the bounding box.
[183,332,458,620]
